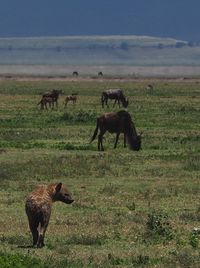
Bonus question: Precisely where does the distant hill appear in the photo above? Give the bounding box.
[0,35,200,76]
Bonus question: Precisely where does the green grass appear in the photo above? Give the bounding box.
[0,79,200,267]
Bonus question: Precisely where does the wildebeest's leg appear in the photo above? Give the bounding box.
[51,101,54,109]
[44,102,48,110]
[105,98,108,107]
[98,134,102,151]
[98,130,106,151]
[123,134,126,147]
[118,99,121,107]
[114,133,120,148]
[113,99,117,107]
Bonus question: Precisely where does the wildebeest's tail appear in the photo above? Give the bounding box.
[90,119,99,143]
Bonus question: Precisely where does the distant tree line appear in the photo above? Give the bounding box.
[1,40,200,52]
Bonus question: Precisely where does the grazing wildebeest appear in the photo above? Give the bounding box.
[72,71,79,76]
[90,110,141,151]
[42,89,62,108]
[101,89,128,108]
[98,71,103,76]
[146,84,154,90]
[25,182,74,248]
[64,95,77,107]
[37,96,54,110]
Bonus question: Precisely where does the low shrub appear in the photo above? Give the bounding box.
[146,211,174,241]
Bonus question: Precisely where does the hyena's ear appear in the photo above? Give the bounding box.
[55,183,62,192]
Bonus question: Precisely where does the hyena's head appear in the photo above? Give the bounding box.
[53,183,74,204]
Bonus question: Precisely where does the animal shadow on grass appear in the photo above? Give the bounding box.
[0,234,33,248]
[17,245,33,249]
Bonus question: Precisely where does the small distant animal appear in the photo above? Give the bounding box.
[25,182,74,248]
[72,71,79,76]
[90,110,141,151]
[146,84,154,90]
[37,96,54,110]
[101,89,128,108]
[98,72,103,76]
[42,89,62,108]
[64,95,77,107]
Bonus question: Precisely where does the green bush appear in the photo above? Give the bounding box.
[0,253,43,268]
[146,211,174,240]
[61,109,97,123]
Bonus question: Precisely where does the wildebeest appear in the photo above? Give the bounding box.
[146,84,154,90]
[90,110,141,151]
[64,95,77,107]
[42,89,62,108]
[37,96,54,110]
[25,182,74,248]
[98,71,103,76]
[72,71,79,76]
[101,89,128,108]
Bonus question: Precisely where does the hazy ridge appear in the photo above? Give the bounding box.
[0,35,200,76]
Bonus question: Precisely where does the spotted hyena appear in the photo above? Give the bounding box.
[25,182,74,248]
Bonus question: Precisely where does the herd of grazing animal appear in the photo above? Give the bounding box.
[37,88,142,152]
[27,87,142,248]
[38,89,78,110]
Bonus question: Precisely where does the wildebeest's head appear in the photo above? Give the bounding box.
[133,134,142,151]
[53,183,74,204]
[127,132,142,151]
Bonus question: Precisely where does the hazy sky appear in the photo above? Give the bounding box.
[0,0,199,41]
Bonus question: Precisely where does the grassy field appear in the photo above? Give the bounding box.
[0,79,200,267]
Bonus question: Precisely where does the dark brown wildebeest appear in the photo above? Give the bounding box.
[72,71,79,76]
[90,110,141,151]
[64,95,77,107]
[101,89,128,108]
[146,84,154,90]
[37,96,54,110]
[42,89,62,108]
[25,182,74,248]
[98,71,103,76]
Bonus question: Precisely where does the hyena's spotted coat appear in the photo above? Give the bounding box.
[25,183,73,248]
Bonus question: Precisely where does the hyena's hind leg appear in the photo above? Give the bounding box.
[28,218,39,247]
[37,217,50,248]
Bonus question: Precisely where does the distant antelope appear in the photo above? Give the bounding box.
[64,95,77,107]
